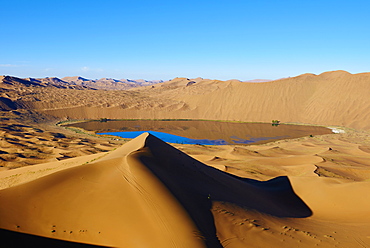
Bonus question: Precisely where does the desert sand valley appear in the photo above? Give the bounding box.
[1,71,370,247]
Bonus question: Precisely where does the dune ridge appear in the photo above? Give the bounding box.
[0,133,205,247]
[0,133,312,247]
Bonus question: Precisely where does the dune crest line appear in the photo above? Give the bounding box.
[0,133,312,247]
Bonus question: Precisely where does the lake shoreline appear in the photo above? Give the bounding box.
[63,119,334,146]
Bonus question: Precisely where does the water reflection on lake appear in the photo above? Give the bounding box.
[66,120,333,145]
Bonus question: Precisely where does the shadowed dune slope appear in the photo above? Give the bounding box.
[0,133,311,247]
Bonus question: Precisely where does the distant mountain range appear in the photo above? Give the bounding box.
[1,75,274,91]
[60,76,163,90]
[0,75,88,90]
[21,76,163,90]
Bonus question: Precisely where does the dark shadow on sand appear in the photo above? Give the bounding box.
[131,133,312,247]
[0,229,111,248]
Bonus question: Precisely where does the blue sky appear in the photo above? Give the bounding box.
[1,0,369,80]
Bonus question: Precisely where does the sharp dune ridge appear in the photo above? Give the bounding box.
[1,70,370,247]
[0,134,318,243]
[0,133,310,247]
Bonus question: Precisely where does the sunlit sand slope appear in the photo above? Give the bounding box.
[0,133,313,247]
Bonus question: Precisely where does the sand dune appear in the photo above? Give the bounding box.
[0,133,311,247]
[1,133,370,247]
[0,134,205,247]
[1,70,370,247]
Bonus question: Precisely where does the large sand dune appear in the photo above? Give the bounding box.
[1,70,370,247]
[1,133,370,247]
[0,133,310,247]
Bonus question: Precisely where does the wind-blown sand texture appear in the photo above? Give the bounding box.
[1,70,370,247]
[0,119,122,169]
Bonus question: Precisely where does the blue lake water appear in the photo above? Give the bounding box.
[67,120,335,146]
[97,130,230,145]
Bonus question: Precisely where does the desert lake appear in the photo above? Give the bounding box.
[66,120,333,145]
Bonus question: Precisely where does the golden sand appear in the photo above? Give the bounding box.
[1,71,370,247]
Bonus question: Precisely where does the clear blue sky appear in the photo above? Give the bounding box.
[1,0,369,81]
